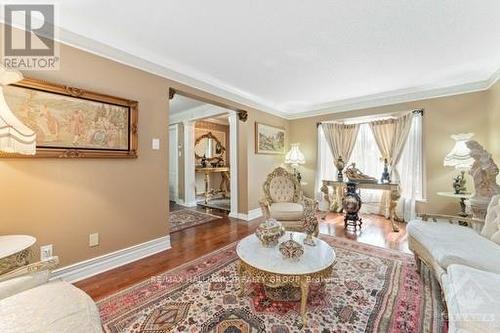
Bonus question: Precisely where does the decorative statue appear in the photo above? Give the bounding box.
[200,154,207,168]
[466,140,499,219]
[335,156,345,181]
[452,174,467,194]
[380,158,391,184]
[344,163,377,183]
[210,158,219,168]
[302,201,319,246]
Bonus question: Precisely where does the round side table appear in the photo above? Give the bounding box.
[437,192,472,217]
[236,232,335,326]
[0,235,36,275]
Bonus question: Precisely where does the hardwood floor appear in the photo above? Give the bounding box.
[75,204,409,300]
[320,212,410,254]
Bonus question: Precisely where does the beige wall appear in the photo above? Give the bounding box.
[246,111,290,211]
[0,24,286,266]
[289,90,492,215]
[0,41,171,266]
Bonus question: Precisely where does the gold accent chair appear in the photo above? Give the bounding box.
[260,167,318,236]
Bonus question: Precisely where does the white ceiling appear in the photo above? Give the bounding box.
[5,1,500,118]
[170,95,204,115]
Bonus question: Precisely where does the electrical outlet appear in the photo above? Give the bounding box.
[89,233,99,247]
[40,245,53,261]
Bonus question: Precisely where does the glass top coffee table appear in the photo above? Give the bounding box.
[236,232,335,325]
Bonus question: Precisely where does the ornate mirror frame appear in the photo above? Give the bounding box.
[194,131,226,162]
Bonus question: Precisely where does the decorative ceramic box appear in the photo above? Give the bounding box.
[255,219,285,247]
[279,233,304,261]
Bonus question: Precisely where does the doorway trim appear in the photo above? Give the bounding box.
[169,88,245,217]
[168,124,179,204]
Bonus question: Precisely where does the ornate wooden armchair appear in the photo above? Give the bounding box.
[259,167,319,236]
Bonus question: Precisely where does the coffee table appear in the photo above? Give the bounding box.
[236,232,335,325]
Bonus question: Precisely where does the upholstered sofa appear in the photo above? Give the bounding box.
[0,257,103,333]
[408,194,500,332]
[260,167,318,235]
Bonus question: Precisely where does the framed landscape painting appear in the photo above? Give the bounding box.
[255,122,285,154]
[3,78,138,158]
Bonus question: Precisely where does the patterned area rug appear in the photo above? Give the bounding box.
[98,236,446,332]
[169,209,222,233]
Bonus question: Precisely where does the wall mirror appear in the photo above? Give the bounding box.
[195,132,225,162]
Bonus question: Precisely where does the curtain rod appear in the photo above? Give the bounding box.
[316,108,424,127]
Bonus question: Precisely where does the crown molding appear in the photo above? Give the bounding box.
[286,74,498,120]
[0,18,284,116]
[169,103,232,124]
[486,67,500,89]
[2,20,498,121]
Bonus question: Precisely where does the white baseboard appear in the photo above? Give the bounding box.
[247,208,263,221]
[231,208,262,221]
[173,200,197,208]
[228,212,240,219]
[51,235,171,283]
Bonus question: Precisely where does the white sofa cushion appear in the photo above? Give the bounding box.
[408,220,500,274]
[0,280,102,333]
[0,270,49,300]
[270,202,303,221]
[481,194,500,244]
[443,264,500,333]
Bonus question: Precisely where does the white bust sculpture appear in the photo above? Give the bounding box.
[466,140,500,218]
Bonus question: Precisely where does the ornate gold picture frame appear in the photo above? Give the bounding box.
[3,77,138,158]
[255,122,285,154]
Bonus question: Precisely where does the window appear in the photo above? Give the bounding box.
[316,112,423,220]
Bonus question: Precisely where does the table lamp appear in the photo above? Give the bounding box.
[443,133,474,194]
[0,65,36,155]
[285,143,305,182]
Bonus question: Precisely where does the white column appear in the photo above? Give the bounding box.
[183,120,196,207]
[228,112,239,218]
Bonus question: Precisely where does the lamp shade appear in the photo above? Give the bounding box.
[285,143,305,166]
[443,133,474,170]
[0,66,36,155]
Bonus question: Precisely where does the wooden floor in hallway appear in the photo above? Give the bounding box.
[75,203,409,300]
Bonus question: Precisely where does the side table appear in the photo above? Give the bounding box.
[0,235,36,275]
[437,192,472,217]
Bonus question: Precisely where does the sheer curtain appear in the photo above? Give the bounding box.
[316,126,336,208]
[348,124,385,215]
[395,112,424,221]
[316,112,424,221]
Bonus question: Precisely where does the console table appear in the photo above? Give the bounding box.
[195,166,230,204]
[321,180,401,232]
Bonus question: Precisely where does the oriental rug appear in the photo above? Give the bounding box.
[98,235,446,332]
[169,209,222,233]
